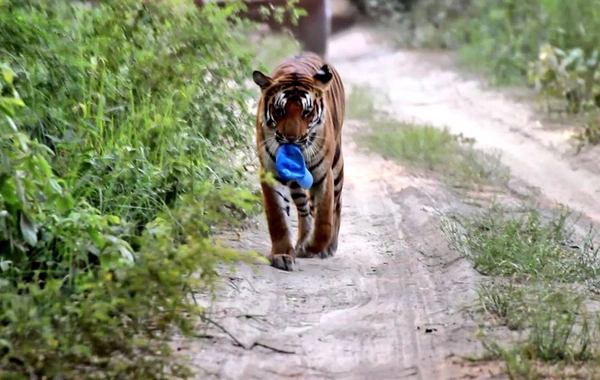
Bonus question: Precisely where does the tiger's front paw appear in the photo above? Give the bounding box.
[269,253,296,271]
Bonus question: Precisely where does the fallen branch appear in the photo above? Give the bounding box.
[247,342,296,354]
[199,314,246,347]
[199,314,296,354]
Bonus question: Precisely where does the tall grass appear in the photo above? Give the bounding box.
[0,0,291,377]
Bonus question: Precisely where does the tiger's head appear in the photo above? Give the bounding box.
[252,65,333,147]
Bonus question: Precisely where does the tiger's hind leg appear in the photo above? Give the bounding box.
[321,194,342,258]
[295,169,334,259]
[321,165,344,258]
[261,179,296,271]
[290,182,314,258]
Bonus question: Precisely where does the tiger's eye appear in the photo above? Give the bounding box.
[274,107,285,118]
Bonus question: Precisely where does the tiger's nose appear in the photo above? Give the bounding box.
[284,134,299,142]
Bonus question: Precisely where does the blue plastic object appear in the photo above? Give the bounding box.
[275,144,313,189]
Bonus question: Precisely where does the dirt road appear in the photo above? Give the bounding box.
[186,138,486,379]
[181,26,600,379]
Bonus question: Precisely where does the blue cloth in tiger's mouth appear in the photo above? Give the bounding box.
[275,143,313,189]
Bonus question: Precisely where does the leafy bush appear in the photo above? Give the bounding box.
[0,0,271,377]
[370,0,471,49]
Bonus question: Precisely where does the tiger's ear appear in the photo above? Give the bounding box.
[312,64,333,90]
[252,70,273,91]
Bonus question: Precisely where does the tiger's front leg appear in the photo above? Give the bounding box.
[296,169,334,259]
[260,179,296,271]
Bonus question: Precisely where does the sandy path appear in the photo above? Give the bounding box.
[185,124,485,378]
[178,25,600,380]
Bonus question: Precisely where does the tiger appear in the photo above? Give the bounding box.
[252,52,346,272]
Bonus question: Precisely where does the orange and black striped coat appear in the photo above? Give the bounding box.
[252,52,345,271]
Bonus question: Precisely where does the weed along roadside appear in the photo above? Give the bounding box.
[6,0,600,378]
[0,0,296,377]
[443,204,600,378]
[347,84,510,191]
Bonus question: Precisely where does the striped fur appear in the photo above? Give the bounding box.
[252,52,345,271]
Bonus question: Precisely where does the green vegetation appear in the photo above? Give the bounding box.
[393,0,600,91]
[443,204,600,378]
[446,206,600,280]
[255,34,301,72]
[375,0,600,146]
[348,85,508,189]
[0,0,302,377]
[345,84,385,120]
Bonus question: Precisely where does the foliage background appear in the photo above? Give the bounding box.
[11,0,600,376]
[355,0,600,145]
[0,0,283,377]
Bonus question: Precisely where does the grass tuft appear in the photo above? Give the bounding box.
[347,85,508,188]
[444,205,600,281]
[444,202,600,376]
